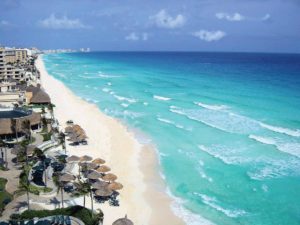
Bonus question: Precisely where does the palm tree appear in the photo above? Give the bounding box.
[0,139,7,169]
[21,119,31,142]
[16,167,31,210]
[58,132,66,154]
[10,118,19,143]
[73,180,90,208]
[47,103,55,122]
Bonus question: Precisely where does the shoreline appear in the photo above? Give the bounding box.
[36,55,184,225]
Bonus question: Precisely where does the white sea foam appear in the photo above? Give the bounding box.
[166,189,216,225]
[259,123,300,137]
[84,85,89,88]
[98,74,120,78]
[121,103,129,108]
[249,135,300,158]
[102,88,110,93]
[78,75,99,79]
[249,135,276,145]
[157,117,191,131]
[153,95,171,101]
[195,193,247,218]
[107,82,112,86]
[143,102,148,106]
[113,95,137,103]
[194,101,229,111]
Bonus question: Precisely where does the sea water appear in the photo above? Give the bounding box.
[43,52,300,225]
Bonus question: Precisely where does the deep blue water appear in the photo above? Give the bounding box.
[43,52,300,225]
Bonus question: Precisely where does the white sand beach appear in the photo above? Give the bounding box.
[36,56,184,225]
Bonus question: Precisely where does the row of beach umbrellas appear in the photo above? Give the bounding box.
[61,154,123,197]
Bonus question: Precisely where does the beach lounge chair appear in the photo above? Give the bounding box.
[50,216,56,224]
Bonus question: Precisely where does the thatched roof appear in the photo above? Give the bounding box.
[91,180,108,189]
[96,165,111,173]
[80,155,93,162]
[102,173,118,182]
[87,171,102,180]
[59,173,76,182]
[26,85,40,94]
[112,216,134,225]
[92,158,106,165]
[0,111,41,135]
[94,187,113,197]
[30,89,51,104]
[67,155,80,162]
[108,182,123,191]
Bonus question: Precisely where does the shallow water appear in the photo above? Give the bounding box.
[44,52,300,225]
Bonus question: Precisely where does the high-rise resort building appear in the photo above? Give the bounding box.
[0,46,42,107]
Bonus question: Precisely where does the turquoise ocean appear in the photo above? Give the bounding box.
[43,52,300,225]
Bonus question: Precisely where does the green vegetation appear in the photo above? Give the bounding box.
[18,165,52,195]
[42,132,52,142]
[0,178,13,216]
[10,205,103,225]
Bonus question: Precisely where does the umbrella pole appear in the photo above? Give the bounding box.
[61,186,64,208]
[90,189,94,216]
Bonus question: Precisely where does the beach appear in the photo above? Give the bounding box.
[36,55,184,225]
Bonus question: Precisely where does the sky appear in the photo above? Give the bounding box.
[0,0,300,53]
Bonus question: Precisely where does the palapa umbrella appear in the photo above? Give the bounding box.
[26,145,36,155]
[64,126,74,133]
[79,162,98,170]
[96,165,111,173]
[94,186,113,197]
[108,182,123,191]
[80,155,93,162]
[92,158,106,165]
[59,173,76,182]
[67,155,80,162]
[112,215,134,225]
[91,180,108,189]
[87,171,102,180]
[11,145,23,155]
[102,173,118,182]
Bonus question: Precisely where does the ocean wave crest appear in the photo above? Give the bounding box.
[195,193,247,218]
[194,101,229,111]
[157,117,191,131]
[259,123,300,137]
[153,95,171,101]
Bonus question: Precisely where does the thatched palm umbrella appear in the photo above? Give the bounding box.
[26,145,36,155]
[11,145,23,155]
[102,173,118,182]
[108,182,123,191]
[92,158,106,165]
[96,165,111,173]
[112,215,134,225]
[91,180,108,189]
[94,186,113,197]
[58,173,75,208]
[66,155,80,162]
[87,171,102,180]
[59,173,76,182]
[80,155,93,162]
[64,126,73,133]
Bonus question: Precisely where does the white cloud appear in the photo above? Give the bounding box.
[216,12,245,21]
[0,20,11,27]
[192,30,226,42]
[125,32,149,41]
[216,12,271,22]
[38,14,91,29]
[150,10,186,29]
[261,14,271,21]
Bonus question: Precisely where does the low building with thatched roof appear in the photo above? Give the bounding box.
[0,107,41,142]
[30,89,51,105]
[25,84,51,105]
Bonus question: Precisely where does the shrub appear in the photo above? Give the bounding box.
[10,205,103,225]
